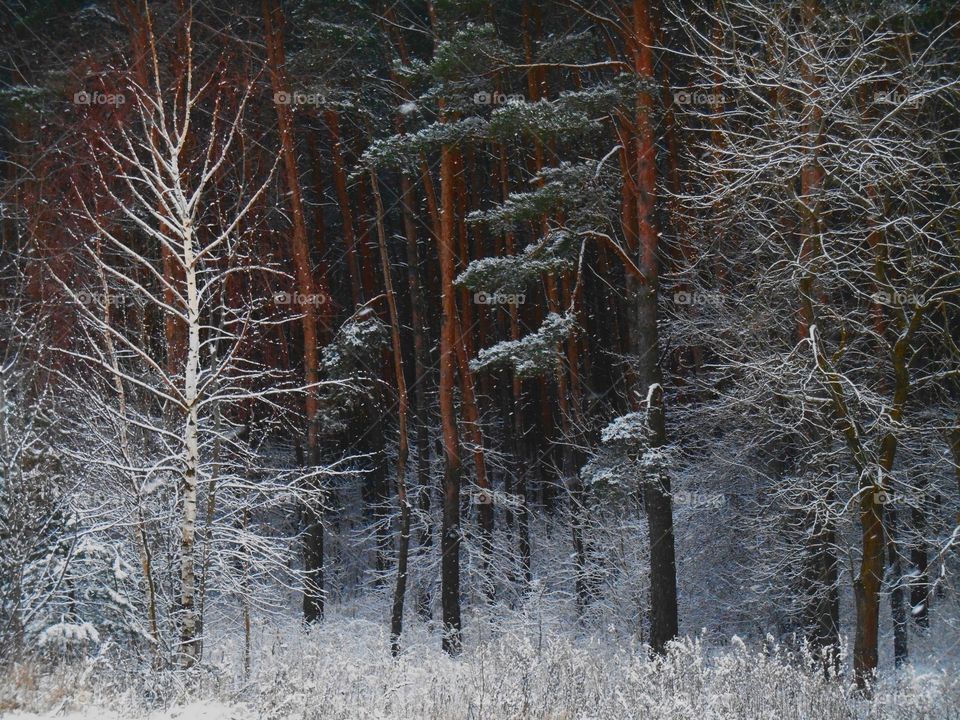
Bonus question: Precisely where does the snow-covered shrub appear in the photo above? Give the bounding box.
[4,613,959,719]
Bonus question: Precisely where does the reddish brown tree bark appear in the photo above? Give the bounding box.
[629,0,679,654]
[438,135,463,655]
[263,0,324,623]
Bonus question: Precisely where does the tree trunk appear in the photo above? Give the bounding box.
[385,18,435,621]
[180,226,201,668]
[438,139,462,655]
[326,109,364,308]
[497,142,531,584]
[370,170,411,657]
[631,0,679,655]
[263,0,324,623]
[887,507,909,667]
[853,340,912,687]
[452,149,493,595]
[795,0,842,673]
[399,171,435,620]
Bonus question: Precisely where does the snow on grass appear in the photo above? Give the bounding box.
[3,609,959,720]
[2,701,237,720]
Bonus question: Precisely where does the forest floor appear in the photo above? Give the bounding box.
[3,603,959,720]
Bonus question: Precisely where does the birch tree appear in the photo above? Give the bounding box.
[57,12,339,667]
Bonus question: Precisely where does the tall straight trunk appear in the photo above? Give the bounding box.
[411,130,450,624]
[370,170,412,657]
[855,332,912,685]
[887,507,909,667]
[438,139,462,655]
[453,310,493,583]
[263,0,324,623]
[306,130,332,343]
[326,109,365,308]
[498,141,532,583]
[452,150,493,590]
[384,35,435,612]
[864,171,914,654]
[800,481,841,675]
[522,6,577,595]
[399,172,435,620]
[845,17,918,690]
[631,0,679,655]
[180,223,201,667]
[854,483,885,688]
[353,140,379,299]
[377,36,435,614]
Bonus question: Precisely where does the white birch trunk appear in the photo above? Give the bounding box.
[180,221,201,667]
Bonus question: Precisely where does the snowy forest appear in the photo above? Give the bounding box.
[1,0,960,717]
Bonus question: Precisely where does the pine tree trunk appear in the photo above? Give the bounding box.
[631,0,678,655]
[263,0,324,623]
[452,150,493,593]
[384,12,435,620]
[326,109,364,308]
[438,139,462,655]
[400,171,435,620]
[497,142,531,584]
[370,170,411,657]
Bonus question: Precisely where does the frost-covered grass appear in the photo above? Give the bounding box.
[3,610,959,720]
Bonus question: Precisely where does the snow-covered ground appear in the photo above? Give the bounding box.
[4,607,959,720]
